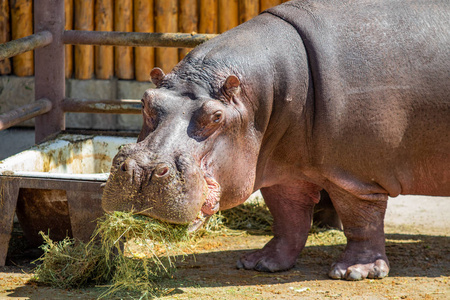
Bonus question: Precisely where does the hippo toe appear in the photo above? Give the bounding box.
[329,255,390,280]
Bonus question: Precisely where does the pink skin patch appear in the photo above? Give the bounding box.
[202,176,221,215]
[188,176,221,232]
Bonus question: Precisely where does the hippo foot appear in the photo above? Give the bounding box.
[236,237,299,272]
[328,253,389,280]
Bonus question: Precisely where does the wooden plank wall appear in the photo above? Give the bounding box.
[11,0,33,76]
[1,0,290,81]
[0,0,11,74]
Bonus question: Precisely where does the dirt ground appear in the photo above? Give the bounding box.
[1,195,449,299]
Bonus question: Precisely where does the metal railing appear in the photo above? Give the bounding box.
[64,30,217,48]
[0,0,217,143]
[0,31,53,61]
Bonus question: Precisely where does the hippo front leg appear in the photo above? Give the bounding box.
[237,182,321,272]
[327,189,389,280]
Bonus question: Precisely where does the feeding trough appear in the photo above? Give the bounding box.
[0,133,136,266]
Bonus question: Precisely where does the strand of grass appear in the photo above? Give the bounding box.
[113,226,131,245]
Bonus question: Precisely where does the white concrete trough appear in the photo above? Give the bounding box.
[0,134,136,266]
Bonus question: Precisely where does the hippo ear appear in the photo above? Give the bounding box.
[223,75,240,96]
[150,67,165,86]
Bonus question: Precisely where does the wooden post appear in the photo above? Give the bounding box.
[95,0,114,79]
[11,0,33,77]
[218,0,238,33]
[155,0,178,74]
[179,0,198,60]
[134,0,154,82]
[239,0,259,24]
[35,0,65,143]
[0,0,11,74]
[260,0,282,12]
[199,0,218,34]
[114,0,134,79]
[65,0,73,78]
[74,0,94,79]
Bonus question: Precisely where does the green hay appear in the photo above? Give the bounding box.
[31,211,191,299]
[32,233,109,289]
[94,212,191,298]
[31,199,274,298]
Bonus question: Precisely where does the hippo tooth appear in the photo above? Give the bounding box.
[187,210,211,232]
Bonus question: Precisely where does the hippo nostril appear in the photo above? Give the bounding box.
[154,163,170,178]
[120,158,136,176]
[120,161,128,172]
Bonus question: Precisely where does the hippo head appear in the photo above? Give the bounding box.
[102,60,263,230]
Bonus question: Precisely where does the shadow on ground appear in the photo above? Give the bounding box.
[170,233,449,287]
[2,232,449,299]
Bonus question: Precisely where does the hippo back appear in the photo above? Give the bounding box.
[266,0,450,196]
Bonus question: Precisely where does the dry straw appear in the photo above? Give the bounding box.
[31,197,274,298]
[32,211,192,298]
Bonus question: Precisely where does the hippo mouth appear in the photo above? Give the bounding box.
[188,176,221,232]
[101,151,222,228]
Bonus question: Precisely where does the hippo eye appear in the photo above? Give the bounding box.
[212,111,223,123]
[189,100,227,141]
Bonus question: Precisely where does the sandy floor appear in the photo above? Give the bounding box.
[385,195,450,236]
[0,195,449,299]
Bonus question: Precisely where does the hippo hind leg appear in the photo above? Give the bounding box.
[237,181,321,272]
[327,188,390,280]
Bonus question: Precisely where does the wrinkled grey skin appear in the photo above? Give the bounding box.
[102,0,450,281]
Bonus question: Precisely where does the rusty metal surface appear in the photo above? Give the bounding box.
[62,98,142,114]
[16,188,73,247]
[0,98,52,131]
[66,189,104,242]
[34,0,65,144]
[0,31,52,61]
[64,30,218,48]
[0,176,105,265]
[0,178,20,266]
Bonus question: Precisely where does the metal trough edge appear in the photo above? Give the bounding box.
[0,171,110,181]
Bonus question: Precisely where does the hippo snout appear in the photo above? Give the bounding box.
[102,150,219,225]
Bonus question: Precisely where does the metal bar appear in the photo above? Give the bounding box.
[0,31,52,61]
[35,0,65,143]
[62,98,142,114]
[0,99,52,131]
[64,30,218,48]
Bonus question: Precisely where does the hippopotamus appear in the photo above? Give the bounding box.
[102,0,450,280]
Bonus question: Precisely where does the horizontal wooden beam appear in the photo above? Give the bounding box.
[64,30,218,48]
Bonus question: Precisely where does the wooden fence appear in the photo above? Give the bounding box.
[0,0,289,81]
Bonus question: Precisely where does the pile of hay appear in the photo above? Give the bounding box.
[31,198,274,298]
[32,211,191,298]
